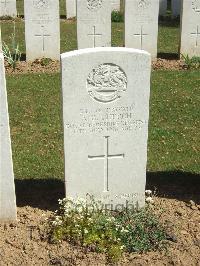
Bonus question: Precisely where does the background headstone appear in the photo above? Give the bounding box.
[125,0,159,58]
[0,0,17,17]
[111,0,120,11]
[0,26,2,52]
[66,0,76,19]
[61,47,151,208]
[159,0,167,16]
[24,0,60,61]
[0,53,17,221]
[77,0,111,49]
[171,0,181,17]
[180,0,200,57]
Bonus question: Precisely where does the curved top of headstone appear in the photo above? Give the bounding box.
[61,47,151,59]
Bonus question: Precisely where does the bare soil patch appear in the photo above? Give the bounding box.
[1,173,200,266]
[5,58,186,75]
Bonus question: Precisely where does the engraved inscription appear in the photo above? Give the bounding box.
[66,104,147,135]
[87,63,127,103]
[88,136,124,192]
[192,0,200,13]
[190,25,200,47]
[87,0,103,11]
[1,0,11,8]
[33,0,49,9]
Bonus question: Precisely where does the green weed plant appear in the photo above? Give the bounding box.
[49,196,167,263]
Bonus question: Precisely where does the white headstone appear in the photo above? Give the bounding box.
[77,0,111,49]
[0,53,17,221]
[111,0,120,11]
[0,0,17,17]
[24,0,60,61]
[0,26,2,52]
[171,0,181,17]
[61,47,151,209]
[66,0,76,19]
[125,0,159,59]
[159,0,167,16]
[180,0,200,57]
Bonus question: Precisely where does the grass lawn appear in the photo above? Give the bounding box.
[6,70,200,180]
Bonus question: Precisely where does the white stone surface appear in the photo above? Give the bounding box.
[0,0,17,17]
[66,0,76,19]
[159,0,167,15]
[0,53,17,221]
[111,0,120,11]
[77,0,111,49]
[180,0,200,57]
[24,0,60,61]
[171,0,181,17]
[61,47,151,209]
[125,0,159,58]
[0,26,2,52]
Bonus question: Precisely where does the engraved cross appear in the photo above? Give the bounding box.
[35,26,50,51]
[88,136,124,192]
[87,25,102,48]
[190,25,200,47]
[1,0,10,8]
[133,25,148,50]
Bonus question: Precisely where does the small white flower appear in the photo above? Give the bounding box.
[121,227,129,233]
[146,196,154,204]
[84,228,89,234]
[145,190,152,196]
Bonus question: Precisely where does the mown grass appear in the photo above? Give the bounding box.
[1,18,180,55]
[6,71,200,180]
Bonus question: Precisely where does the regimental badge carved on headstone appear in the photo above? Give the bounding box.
[87,0,103,11]
[192,0,200,13]
[87,63,127,103]
[137,0,150,9]
[33,0,49,9]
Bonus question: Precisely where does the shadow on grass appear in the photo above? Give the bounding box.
[15,178,65,211]
[20,53,180,62]
[159,17,180,28]
[157,52,179,60]
[146,171,200,204]
[15,171,200,210]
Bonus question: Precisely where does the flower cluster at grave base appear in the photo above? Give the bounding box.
[48,196,167,262]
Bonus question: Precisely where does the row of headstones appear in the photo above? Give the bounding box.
[0,0,182,18]
[68,0,182,18]
[1,0,199,61]
[0,45,151,221]
[0,0,121,17]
